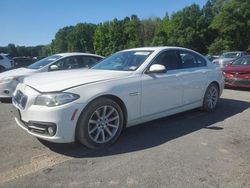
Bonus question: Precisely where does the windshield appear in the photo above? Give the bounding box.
[92,51,152,71]
[28,55,62,69]
[222,52,241,59]
[232,56,250,66]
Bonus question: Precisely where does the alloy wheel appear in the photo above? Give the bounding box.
[88,105,120,144]
[207,86,218,109]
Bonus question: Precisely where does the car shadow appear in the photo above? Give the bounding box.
[39,98,250,158]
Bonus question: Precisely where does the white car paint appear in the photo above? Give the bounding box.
[0,53,103,99]
[12,47,224,143]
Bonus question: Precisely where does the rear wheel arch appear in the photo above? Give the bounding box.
[210,81,220,94]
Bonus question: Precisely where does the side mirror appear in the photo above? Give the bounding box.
[147,64,167,74]
[49,65,59,71]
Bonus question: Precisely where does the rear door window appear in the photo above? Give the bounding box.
[77,56,102,68]
[178,50,206,68]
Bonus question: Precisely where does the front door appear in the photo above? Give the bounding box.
[141,50,183,117]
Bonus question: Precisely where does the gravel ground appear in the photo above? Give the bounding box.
[0,89,250,188]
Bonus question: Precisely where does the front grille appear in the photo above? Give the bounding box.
[13,90,28,109]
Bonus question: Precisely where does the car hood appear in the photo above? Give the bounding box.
[0,68,37,80]
[223,65,250,73]
[24,69,134,92]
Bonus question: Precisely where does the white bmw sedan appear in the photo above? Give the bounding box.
[0,53,103,102]
[12,47,224,149]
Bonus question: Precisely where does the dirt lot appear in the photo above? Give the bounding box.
[0,89,250,188]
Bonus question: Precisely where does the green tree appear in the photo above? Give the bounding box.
[7,44,18,57]
[152,14,170,46]
[124,15,143,48]
[167,4,207,53]
[53,26,74,53]
[67,23,96,53]
[209,0,250,53]
[108,18,126,53]
[141,17,158,46]
[94,22,111,56]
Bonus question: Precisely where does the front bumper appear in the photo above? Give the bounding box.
[12,90,86,143]
[13,103,86,143]
[225,77,250,88]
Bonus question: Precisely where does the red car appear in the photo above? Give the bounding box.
[223,55,250,88]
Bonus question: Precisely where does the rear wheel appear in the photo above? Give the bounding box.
[76,98,124,149]
[202,83,219,112]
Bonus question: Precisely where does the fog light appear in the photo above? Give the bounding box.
[48,127,54,136]
[4,90,10,94]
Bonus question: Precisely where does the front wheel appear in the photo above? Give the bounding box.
[76,98,124,149]
[202,83,219,112]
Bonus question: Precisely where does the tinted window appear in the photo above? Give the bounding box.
[77,56,102,68]
[232,56,250,65]
[178,50,206,68]
[49,56,78,71]
[152,50,180,70]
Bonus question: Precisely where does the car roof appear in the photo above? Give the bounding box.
[56,52,103,58]
[122,46,204,56]
[123,46,199,52]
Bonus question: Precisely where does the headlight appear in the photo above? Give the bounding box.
[0,76,17,83]
[34,92,80,107]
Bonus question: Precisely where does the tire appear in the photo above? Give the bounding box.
[76,98,124,149]
[202,83,219,112]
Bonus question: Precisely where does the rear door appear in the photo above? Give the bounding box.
[176,50,208,105]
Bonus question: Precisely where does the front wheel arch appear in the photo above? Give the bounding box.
[75,95,128,141]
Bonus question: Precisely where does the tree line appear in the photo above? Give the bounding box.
[1,0,249,57]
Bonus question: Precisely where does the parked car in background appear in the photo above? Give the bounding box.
[12,47,224,149]
[212,51,248,68]
[223,55,250,88]
[13,57,35,68]
[206,55,219,62]
[0,52,103,102]
[0,54,13,72]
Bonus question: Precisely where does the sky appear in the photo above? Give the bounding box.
[0,0,207,46]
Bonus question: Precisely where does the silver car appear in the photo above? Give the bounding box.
[212,51,248,68]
